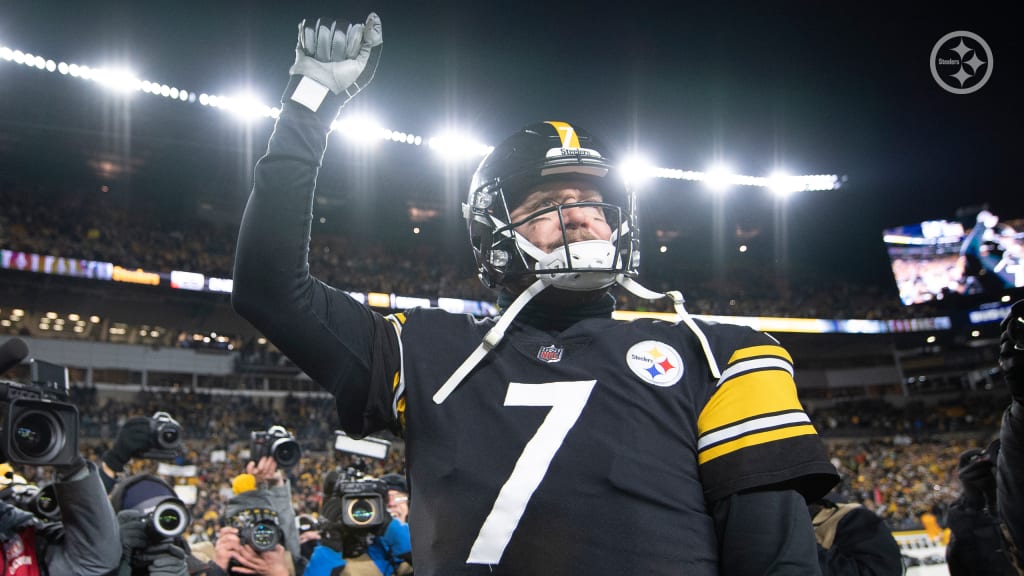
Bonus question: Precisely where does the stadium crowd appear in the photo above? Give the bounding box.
[0,181,935,321]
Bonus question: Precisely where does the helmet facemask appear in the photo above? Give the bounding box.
[467,177,639,295]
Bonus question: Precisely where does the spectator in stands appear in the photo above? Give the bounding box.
[997,300,1024,571]
[808,495,904,575]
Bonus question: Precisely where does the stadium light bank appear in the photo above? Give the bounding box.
[1,44,841,194]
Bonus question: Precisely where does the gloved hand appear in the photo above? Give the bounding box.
[104,416,154,473]
[140,543,188,576]
[119,508,150,558]
[1000,299,1024,403]
[286,14,382,113]
[957,448,996,506]
[119,509,189,575]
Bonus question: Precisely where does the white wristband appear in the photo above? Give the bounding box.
[290,76,330,112]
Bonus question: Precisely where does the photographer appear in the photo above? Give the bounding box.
[245,455,301,569]
[997,300,1024,571]
[207,476,292,576]
[109,472,206,576]
[0,456,120,575]
[306,469,411,576]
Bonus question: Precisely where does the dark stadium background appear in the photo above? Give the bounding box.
[0,3,1022,565]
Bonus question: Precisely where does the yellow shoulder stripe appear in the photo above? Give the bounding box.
[728,344,792,364]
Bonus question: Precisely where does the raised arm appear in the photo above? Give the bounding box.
[232,15,395,433]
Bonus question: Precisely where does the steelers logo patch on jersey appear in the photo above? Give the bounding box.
[626,341,684,387]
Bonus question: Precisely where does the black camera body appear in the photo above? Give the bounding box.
[139,411,183,460]
[249,425,301,469]
[0,482,61,521]
[0,358,79,466]
[230,507,283,553]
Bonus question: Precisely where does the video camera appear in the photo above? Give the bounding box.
[326,431,393,557]
[0,338,79,466]
[249,425,301,469]
[0,481,60,521]
[139,411,183,460]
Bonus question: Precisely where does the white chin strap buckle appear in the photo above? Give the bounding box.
[533,240,617,291]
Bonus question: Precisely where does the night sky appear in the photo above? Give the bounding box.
[1,1,1020,292]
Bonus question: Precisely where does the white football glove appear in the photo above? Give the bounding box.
[288,14,382,111]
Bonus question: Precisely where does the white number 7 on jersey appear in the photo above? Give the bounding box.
[466,380,597,565]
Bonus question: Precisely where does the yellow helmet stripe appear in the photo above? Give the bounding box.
[545,121,581,149]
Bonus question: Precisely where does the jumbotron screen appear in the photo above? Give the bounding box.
[883,209,1023,305]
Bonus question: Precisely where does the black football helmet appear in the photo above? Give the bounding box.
[464,120,639,292]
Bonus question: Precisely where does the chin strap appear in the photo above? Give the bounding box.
[433,278,550,404]
[617,276,722,380]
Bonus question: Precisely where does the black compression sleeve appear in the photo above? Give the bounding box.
[232,87,399,435]
[712,489,820,575]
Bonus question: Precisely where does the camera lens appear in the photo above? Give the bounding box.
[250,522,280,552]
[151,499,190,538]
[157,424,181,449]
[272,439,301,468]
[35,484,60,519]
[348,498,377,525]
[12,411,61,460]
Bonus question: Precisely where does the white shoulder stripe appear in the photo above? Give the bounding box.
[717,357,793,387]
[698,411,811,451]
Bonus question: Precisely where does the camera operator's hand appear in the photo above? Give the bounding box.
[285,14,382,116]
[104,416,154,474]
[140,543,188,576]
[214,525,288,576]
[1000,300,1024,403]
[318,496,345,552]
[247,456,284,488]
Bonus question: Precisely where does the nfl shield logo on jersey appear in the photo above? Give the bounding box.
[537,344,564,363]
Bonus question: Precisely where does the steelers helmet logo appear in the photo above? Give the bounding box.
[626,341,684,387]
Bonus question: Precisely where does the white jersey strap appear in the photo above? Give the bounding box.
[434,278,550,404]
[618,277,722,380]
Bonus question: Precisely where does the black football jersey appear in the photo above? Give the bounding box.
[355,307,837,575]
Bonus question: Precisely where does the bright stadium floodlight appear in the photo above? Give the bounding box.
[703,164,733,192]
[1,41,843,191]
[220,91,277,120]
[768,171,800,198]
[332,114,386,144]
[428,132,492,161]
[92,67,142,93]
[621,155,657,188]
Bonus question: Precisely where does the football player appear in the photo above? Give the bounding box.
[232,12,839,575]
